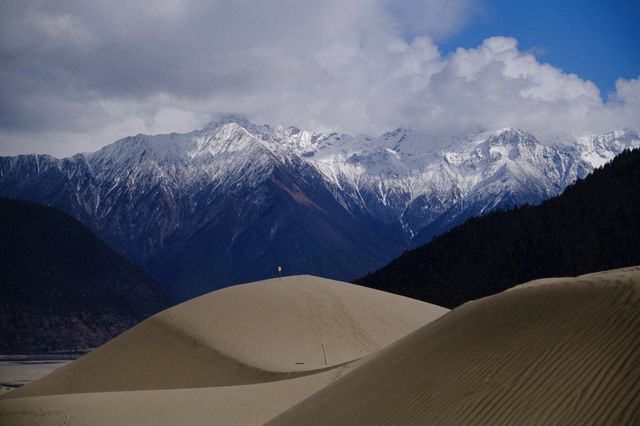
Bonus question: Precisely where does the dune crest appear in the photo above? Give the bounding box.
[3,275,446,398]
[268,268,640,425]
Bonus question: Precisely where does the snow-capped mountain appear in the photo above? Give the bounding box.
[1,116,637,300]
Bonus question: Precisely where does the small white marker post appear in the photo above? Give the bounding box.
[322,343,327,366]
[278,265,282,280]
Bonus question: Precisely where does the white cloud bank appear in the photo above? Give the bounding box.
[0,0,638,156]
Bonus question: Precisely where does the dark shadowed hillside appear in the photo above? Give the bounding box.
[357,149,640,308]
[0,197,171,354]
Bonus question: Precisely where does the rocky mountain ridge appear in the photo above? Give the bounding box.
[1,116,637,300]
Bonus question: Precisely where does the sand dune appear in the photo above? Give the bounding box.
[2,275,446,399]
[268,267,640,425]
[4,269,638,425]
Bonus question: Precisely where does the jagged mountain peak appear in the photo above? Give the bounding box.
[383,127,412,139]
[487,127,537,143]
[574,128,640,168]
[284,125,301,136]
[441,127,543,166]
[201,114,273,136]
[451,127,536,148]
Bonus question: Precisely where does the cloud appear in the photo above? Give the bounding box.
[384,0,479,40]
[0,0,638,157]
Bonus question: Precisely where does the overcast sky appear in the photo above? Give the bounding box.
[1,0,638,157]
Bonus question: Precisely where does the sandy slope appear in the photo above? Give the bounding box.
[268,267,640,425]
[2,275,446,400]
[6,269,637,425]
[0,362,362,426]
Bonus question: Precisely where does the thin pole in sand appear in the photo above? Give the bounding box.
[322,343,327,365]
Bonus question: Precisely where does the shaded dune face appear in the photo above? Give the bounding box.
[268,267,640,426]
[3,275,446,398]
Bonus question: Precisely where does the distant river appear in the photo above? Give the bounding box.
[0,354,83,393]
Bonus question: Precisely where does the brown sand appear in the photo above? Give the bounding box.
[2,275,446,399]
[6,269,637,425]
[0,362,362,426]
[268,267,640,425]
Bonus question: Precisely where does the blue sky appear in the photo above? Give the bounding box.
[439,0,640,96]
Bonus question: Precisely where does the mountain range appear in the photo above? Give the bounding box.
[1,116,637,300]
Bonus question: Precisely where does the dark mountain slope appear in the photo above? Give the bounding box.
[356,149,640,308]
[151,161,406,301]
[0,197,171,353]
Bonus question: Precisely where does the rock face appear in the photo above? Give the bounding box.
[0,197,171,354]
[0,116,637,300]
